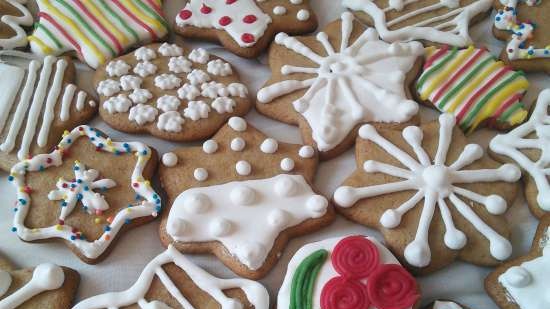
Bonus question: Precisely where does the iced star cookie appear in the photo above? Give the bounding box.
[278,236,421,309]
[8,125,161,264]
[159,117,334,279]
[485,216,550,309]
[333,113,521,274]
[0,254,79,309]
[0,0,32,50]
[415,46,529,134]
[256,12,423,160]
[94,43,251,142]
[490,89,550,219]
[493,0,550,73]
[343,0,492,46]
[28,0,169,69]
[73,245,269,309]
[175,0,317,59]
[425,301,468,309]
[0,51,98,172]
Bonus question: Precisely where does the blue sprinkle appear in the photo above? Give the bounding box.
[155,206,161,212]
[71,183,77,188]
[77,179,83,183]
[84,186,89,191]
[11,227,17,232]
[70,236,76,241]
[18,199,26,205]
[62,201,67,207]
[77,193,83,200]
[124,219,131,224]
[13,208,17,212]
[104,226,111,232]
[141,150,147,155]
[7,175,14,181]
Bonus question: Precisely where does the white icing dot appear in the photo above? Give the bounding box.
[267,209,289,228]
[184,193,211,214]
[0,270,12,298]
[290,0,303,4]
[209,218,232,237]
[273,5,287,15]
[167,218,188,237]
[230,185,256,205]
[228,117,247,132]
[260,138,278,154]
[33,264,65,290]
[299,145,315,158]
[297,9,310,21]
[231,137,246,152]
[280,158,295,172]
[162,152,178,167]
[274,175,298,197]
[235,160,251,176]
[203,139,218,154]
[503,266,532,288]
[306,195,328,217]
[194,168,208,181]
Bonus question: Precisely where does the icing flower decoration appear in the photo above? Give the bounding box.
[367,264,420,309]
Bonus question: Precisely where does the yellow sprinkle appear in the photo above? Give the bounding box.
[144,180,150,186]
[94,218,101,224]
[55,225,63,231]
[106,139,112,146]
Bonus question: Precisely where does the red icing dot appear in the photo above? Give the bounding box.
[226,0,237,3]
[23,186,32,194]
[133,182,139,188]
[332,236,380,279]
[58,220,64,225]
[219,16,232,26]
[200,4,212,14]
[243,14,257,23]
[179,9,192,20]
[241,33,255,43]
[367,264,420,309]
[62,183,68,188]
[46,157,53,164]
[72,227,79,233]
[320,276,370,309]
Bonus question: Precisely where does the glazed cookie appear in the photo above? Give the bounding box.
[0,51,98,171]
[174,0,317,59]
[94,43,251,142]
[73,245,269,309]
[343,0,492,46]
[490,89,550,219]
[0,254,79,309]
[0,0,32,49]
[414,46,529,134]
[159,117,334,279]
[493,0,550,73]
[256,12,423,160]
[28,0,169,69]
[278,235,420,309]
[8,125,161,264]
[333,114,521,274]
[485,216,550,309]
[425,301,469,309]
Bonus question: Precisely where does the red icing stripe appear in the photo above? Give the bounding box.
[145,0,163,15]
[38,12,83,57]
[490,92,523,125]
[112,0,158,40]
[423,45,449,70]
[74,0,123,54]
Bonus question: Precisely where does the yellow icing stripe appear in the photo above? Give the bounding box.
[27,35,53,54]
[120,0,163,33]
[420,46,475,100]
[82,0,130,46]
[425,46,437,58]
[508,109,529,125]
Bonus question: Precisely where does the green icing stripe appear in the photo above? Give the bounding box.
[35,22,63,49]
[135,0,169,30]
[290,249,328,309]
[499,102,525,122]
[97,0,140,42]
[416,47,458,91]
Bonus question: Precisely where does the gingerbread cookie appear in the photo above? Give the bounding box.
[334,114,521,274]
[159,117,334,279]
[343,0,492,46]
[0,51,98,171]
[493,0,550,73]
[485,216,550,309]
[490,89,550,219]
[415,46,529,133]
[73,245,269,309]
[94,43,251,142]
[256,12,423,160]
[8,125,161,264]
[28,0,169,69]
[174,0,317,59]
[425,301,469,309]
[277,235,421,309]
[0,254,79,309]
[0,0,32,50]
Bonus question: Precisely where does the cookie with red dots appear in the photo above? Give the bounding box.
[158,117,335,279]
[174,0,318,59]
[7,125,160,264]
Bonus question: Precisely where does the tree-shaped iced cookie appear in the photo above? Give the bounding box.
[73,245,269,309]
[174,0,318,59]
[485,216,550,309]
[334,114,521,274]
[0,253,79,309]
[490,89,550,219]
[159,117,334,279]
[0,0,32,49]
[256,12,424,160]
[8,125,161,264]
[94,43,251,142]
[0,51,98,171]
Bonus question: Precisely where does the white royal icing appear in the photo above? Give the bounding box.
[203,139,219,154]
[0,0,33,50]
[120,75,143,91]
[201,81,227,99]
[188,48,210,64]
[183,101,210,121]
[273,5,287,15]
[129,88,153,105]
[157,43,184,57]
[133,61,158,78]
[97,79,121,97]
[103,94,132,114]
[231,137,246,152]
[260,138,279,154]
[134,47,157,62]
[228,116,247,132]
[156,95,181,113]
[154,74,182,90]
[227,83,249,98]
[157,111,185,133]
[168,56,192,74]
[433,301,463,309]
[106,60,131,77]
[187,69,211,86]
[177,83,201,101]
[129,104,158,125]
[296,9,310,21]
[207,59,233,77]
[212,97,236,114]
[194,167,209,181]
[298,145,315,158]
[162,152,178,167]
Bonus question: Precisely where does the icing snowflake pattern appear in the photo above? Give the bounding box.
[334,114,521,267]
[257,12,423,152]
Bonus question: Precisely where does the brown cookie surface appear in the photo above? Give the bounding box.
[0,0,32,50]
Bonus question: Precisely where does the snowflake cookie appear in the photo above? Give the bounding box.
[8,125,161,263]
[278,235,420,309]
[486,216,550,309]
[334,113,521,274]
[256,12,423,160]
[159,117,334,279]
[0,0,33,50]
[73,245,269,309]
[0,51,97,172]
[28,0,169,69]
[0,254,79,309]
[343,0,492,46]
[95,43,251,142]
[490,89,550,219]
[175,0,318,59]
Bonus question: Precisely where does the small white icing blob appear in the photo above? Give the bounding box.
[274,175,298,197]
[203,140,218,154]
[290,0,303,4]
[502,266,532,288]
[0,270,12,297]
[231,186,256,205]
[231,137,246,152]
[228,117,247,132]
[296,9,310,21]
[280,158,295,172]
[167,218,188,237]
[433,301,463,309]
[273,6,287,15]
[298,145,314,158]
[307,195,328,217]
[236,160,252,176]
[33,263,65,290]
[194,168,208,181]
[162,152,178,167]
[184,193,211,214]
[267,209,290,228]
[260,138,278,154]
[210,218,233,237]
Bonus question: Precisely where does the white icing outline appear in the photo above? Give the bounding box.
[0,0,33,49]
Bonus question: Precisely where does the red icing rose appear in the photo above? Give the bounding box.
[367,264,420,309]
[332,235,380,279]
[320,276,370,309]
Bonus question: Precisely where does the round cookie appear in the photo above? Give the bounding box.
[0,0,32,50]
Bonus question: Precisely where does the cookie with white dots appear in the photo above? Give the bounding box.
[159,116,335,279]
[94,43,252,142]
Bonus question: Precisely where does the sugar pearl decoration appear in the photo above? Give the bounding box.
[297,9,310,21]
[290,0,303,4]
[260,138,278,154]
[307,195,328,217]
[228,117,247,132]
[231,137,246,151]
[184,193,211,214]
[273,5,287,15]
[203,139,218,154]
[280,157,295,172]
[267,209,289,228]
[209,218,232,237]
[161,152,178,167]
[230,185,256,205]
[274,175,298,197]
[299,145,314,158]
[194,168,208,181]
[236,160,252,175]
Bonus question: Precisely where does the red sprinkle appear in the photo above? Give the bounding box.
[46,158,53,164]
[200,4,212,14]
[58,220,64,225]
[95,210,103,216]
[62,183,68,188]
[241,33,255,43]
[219,16,232,26]
[179,9,192,20]
[243,15,257,23]
[72,227,79,233]
[226,0,237,3]
[23,186,32,194]
[133,182,139,188]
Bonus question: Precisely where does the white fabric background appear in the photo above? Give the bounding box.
[0,1,549,308]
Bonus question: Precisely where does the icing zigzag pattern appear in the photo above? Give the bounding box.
[0,0,33,49]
